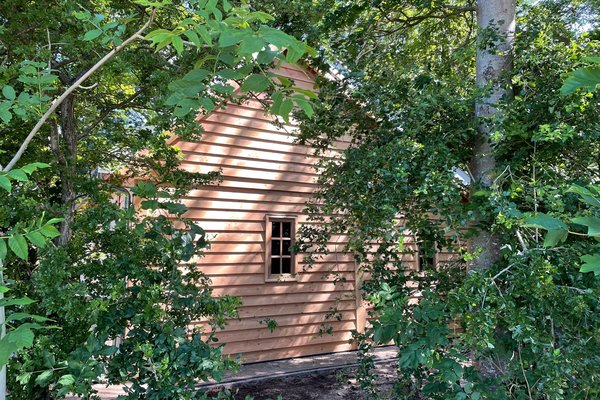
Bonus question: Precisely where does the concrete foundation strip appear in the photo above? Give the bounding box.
[196,356,399,390]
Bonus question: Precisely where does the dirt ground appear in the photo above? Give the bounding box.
[208,361,399,400]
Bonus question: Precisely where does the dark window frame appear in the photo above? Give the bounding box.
[265,215,297,282]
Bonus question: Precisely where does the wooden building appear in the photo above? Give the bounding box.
[170,64,430,362]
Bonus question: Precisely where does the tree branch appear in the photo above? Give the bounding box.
[2,9,156,172]
[373,5,475,37]
[80,90,144,139]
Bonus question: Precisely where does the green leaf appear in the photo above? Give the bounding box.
[580,254,600,275]
[0,339,17,366]
[543,229,568,247]
[218,68,244,80]
[567,184,600,207]
[571,216,600,237]
[184,30,201,48]
[257,50,278,65]
[7,169,28,182]
[218,29,248,47]
[57,374,75,386]
[164,202,188,215]
[145,28,171,40]
[195,26,212,45]
[2,85,16,101]
[285,45,304,64]
[26,231,47,248]
[20,162,50,174]
[155,36,173,52]
[523,213,568,231]
[141,200,160,210]
[40,224,61,238]
[182,68,211,83]
[279,98,294,122]
[0,297,35,307]
[0,239,6,261]
[83,29,103,41]
[0,175,10,193]
[34,369,53,386]
[8,235,28,260]
[174,98,197,117]
[561,67,600,95]
[567,184,594,197]
[270,90,283,115]
[247,11,274,23]
[241,74,270,92]
[16,372,32,385]
[258,26,295,48]
[239,36,265,55]
[198,96,215,112]
[292,87,318,99]
[294,97,314,118]
[171,35,184,54]
[276,76,292,88]
[0,108,11,124]
[6,312,51,323]
[168,69,210,97]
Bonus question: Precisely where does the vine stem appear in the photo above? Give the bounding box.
[1,9,156,173]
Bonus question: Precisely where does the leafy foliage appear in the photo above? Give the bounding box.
[524,184,600,274]
[0,0,316,398]
[269,0,600,398]
[0,164,60,368]
[561,57,600,95]
[10,182,242,399]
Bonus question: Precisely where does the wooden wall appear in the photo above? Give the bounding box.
[172,64,360,362]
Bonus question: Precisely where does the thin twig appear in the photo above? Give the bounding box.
[46,28,52,71]
[518,345,534,400]
[2,9,156,172]
[515,229,528,253]
[557,285,590,295]
[490,263,515,281]
[533,142,539,246]
[78,82,99,90]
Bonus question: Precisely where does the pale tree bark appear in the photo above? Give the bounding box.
[469,0,516,271]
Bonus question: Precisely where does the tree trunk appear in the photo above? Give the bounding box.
[50,94,79,246]
[469,0,516,271]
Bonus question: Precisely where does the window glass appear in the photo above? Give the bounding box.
[282,240,291,255]
[271,258,281,274]
[272,221,280,237]
[281,258,291,274]
[282,222,291,237]
[272,239,280,256]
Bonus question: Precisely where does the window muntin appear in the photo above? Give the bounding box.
[265,216,296,279]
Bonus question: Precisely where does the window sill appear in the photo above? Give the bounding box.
[265,274,298,283]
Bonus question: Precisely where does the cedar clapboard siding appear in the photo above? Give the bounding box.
[171,64,360,362]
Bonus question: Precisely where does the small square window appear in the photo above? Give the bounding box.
[265,215,297,281]
[417,246,437,272]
